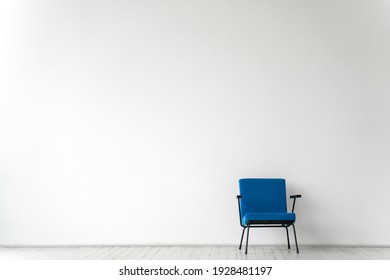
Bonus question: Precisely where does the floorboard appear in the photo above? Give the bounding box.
[0,246,389,260]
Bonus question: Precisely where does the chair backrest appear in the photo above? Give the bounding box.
[239,178,287,217]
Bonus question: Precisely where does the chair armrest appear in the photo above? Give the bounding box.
[236,195,244,227]
[289,194,301,212]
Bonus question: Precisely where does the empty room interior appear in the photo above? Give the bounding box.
[1,0,390,260]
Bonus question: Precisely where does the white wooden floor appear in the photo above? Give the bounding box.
[0,246,390,260]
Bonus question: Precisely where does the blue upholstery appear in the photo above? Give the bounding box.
[239,178,295,225]
[242,213,296,225]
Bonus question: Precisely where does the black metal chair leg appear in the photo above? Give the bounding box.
[239,227,246,250]
[292,223,299,254]
[245,224,250,254]
[285,226,290,249]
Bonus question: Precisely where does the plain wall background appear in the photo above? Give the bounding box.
[1,0,389,246]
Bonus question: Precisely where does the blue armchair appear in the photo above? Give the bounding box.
[237,178,301,254]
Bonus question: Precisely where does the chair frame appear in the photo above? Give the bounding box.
[237,194,301,254]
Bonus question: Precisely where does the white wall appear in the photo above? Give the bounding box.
[1,0,390,246]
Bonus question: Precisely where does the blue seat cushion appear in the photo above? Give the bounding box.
[242,212,296,225]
